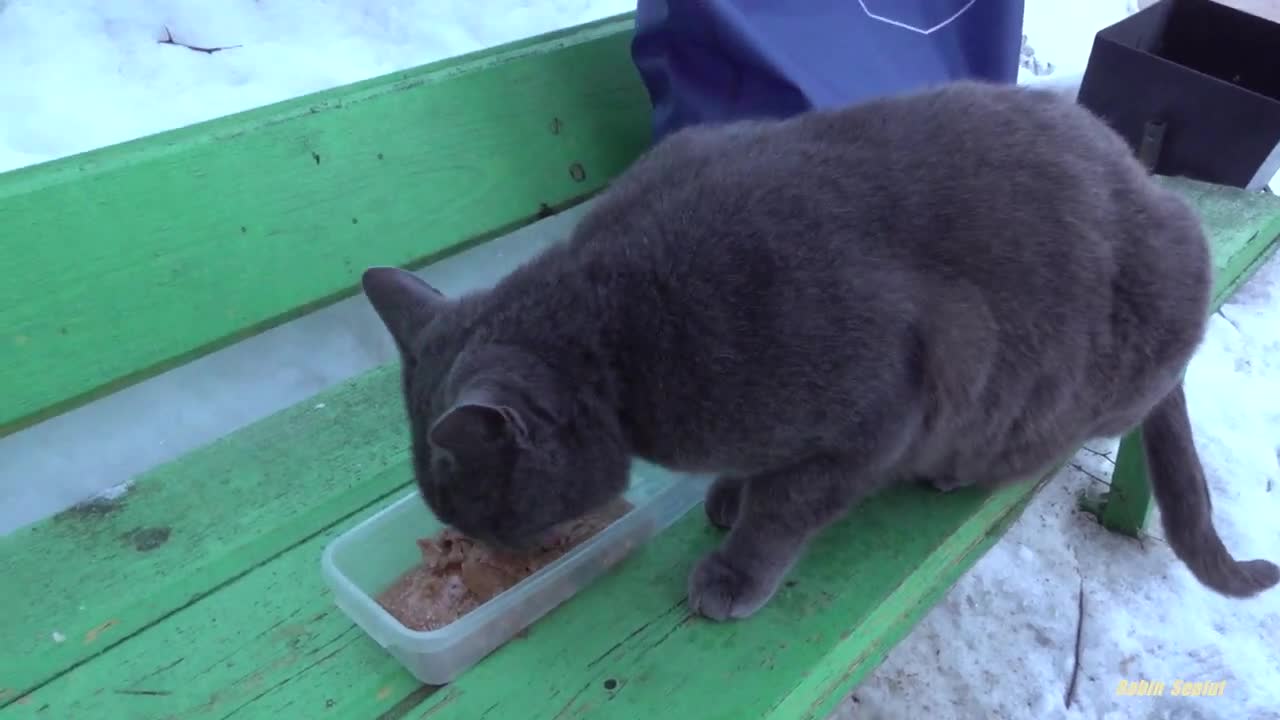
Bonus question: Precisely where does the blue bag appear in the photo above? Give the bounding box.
[631,0,1026,139]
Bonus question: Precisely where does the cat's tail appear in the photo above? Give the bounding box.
[1141,381,1279,597]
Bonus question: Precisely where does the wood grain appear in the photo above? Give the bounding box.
[0,15,650,436]
[0,366,411,702]
[0,473,1042,720]
[6,179,1275,718]
[4,11,1279,717]
[0,14,650,699]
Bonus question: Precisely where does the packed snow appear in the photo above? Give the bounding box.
[1,1,1277,718]
[847,258,1280,719]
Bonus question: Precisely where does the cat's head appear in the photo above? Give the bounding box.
[361,266,629,549]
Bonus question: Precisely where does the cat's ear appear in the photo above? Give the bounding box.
[362,266,445,358]
[429,399,528,459]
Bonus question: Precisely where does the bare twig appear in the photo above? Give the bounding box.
[158,26,241,54]
[1215,309,1242,333]
[1065,572,1085,709]
[1070,462,1111,487]
[1079,446,1116,466]
[1138,530,1167,548]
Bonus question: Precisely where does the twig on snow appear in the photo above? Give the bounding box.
[158,26,241,55]
[1079,445,1116,466]
[1070,462,1111,487]
[1064,572,1086,709]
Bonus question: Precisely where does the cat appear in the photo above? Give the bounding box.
[362,80,1279,621]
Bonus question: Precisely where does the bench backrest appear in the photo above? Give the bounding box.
[0,15,651,436]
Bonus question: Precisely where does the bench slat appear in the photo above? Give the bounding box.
[0,474,1039,720]
[1,504,415,719]
[1168,177,1280,303]
[0,15,649,436]
[5,182,1276,719]
[0,367,407,701]
[410,483,1041,720]
[0,203,575,702]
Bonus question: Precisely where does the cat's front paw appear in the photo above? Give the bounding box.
[704,475,745,530]
[687,550,780,621]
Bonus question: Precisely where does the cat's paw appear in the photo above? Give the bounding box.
[704,475,745,530]
[687,550,779,621]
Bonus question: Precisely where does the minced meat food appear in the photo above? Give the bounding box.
[377,498,634,631]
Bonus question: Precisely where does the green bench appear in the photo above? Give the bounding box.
[2,14,1278,720]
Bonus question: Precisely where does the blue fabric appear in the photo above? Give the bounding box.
[631,0,1026,140]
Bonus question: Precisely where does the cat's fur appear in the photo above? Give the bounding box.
[363,80,1279,620]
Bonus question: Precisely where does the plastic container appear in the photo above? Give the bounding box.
[321,461,706,684]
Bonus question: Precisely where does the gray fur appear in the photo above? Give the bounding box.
[363,80,1278,621]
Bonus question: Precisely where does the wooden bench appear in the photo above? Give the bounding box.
[2,14,1278,720]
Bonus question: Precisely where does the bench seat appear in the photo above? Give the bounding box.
[2,13,1279,720]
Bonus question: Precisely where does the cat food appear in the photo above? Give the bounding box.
[377,498,634,631]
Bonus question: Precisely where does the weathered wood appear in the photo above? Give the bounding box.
[0,15,648,698]
[0,502,416,719]
[0,210,577,707]
[7,178,1275,718]
[0,367,409,702]
[1165,176,1280,304]
[0,15,649,436]
[1101,430,1154,536]
[3,15,1278,717]
[1097,176,1280,535]
[0,476,1042,720]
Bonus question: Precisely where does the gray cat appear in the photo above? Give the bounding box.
[363,80,1279,621]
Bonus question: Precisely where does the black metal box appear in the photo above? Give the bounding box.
[1077,0,1280,190]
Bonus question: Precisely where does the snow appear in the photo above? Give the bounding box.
[1,0,1278,718]
[0,0,632,172]
[93,480,133,502]
[846,259,1280,718]
[1017,0,1131,82]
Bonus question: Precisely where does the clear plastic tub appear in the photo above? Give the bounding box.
[321,461,706,685]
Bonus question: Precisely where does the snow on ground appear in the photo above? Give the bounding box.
[1,1,1278,718]
[0,0,632,172]
[1017,0,1130,80]
[845,254,1280,719]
